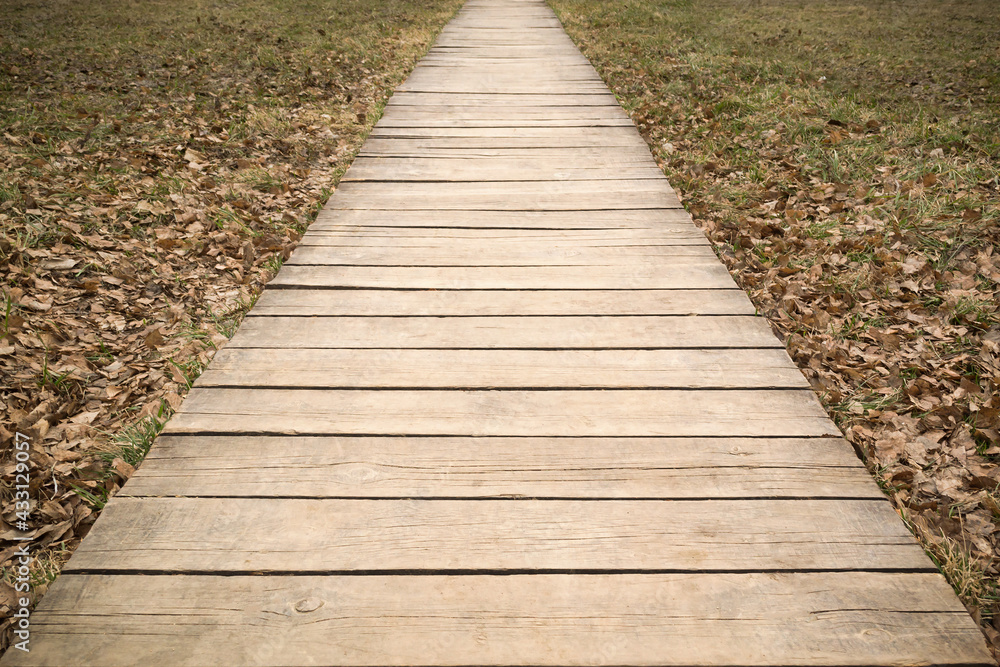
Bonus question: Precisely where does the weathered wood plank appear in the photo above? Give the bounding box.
[250,289,756,316]
[379,105,629,120]
[329,192,681,210]
[335,178,676,196]
[269,264,734,289]
[11,574,991,666]
[341,158,663,182]
[328,180,682,211]
[309,209,700,230]
[386,92,619,106]
[122,435,881,499]
[162,388,839,437]
[376,118,637,128]
[299,229,710,246]
[286,244,719,266]
[197,348,808,389]
[66,498,930,572]
[357,144,654,159]
[369,125,646,139]
[363,134,650,149]
[228,315,782,349]
[395,84,615,95]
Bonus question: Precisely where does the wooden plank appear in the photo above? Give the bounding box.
[303,228,703,241]
[122,435,883,499]
[379,105,629,120]
[66,498,930,572]
[268,264,733,289]
[227,315,782,349]
[341,158,663,182]
[328,193,681,211]
[286,245,719,266]
[369,125,645,138]
[375,119,637,128]
[395,83,615,95]
[386,92,619,106]
[299,229,710,246]
[340,178,673,192]
[402,65,602,75]
[197,348,809,389]
[358,144,653,158]
[309,209,700,230]
[328,179,681,210]
[162,388,840,437]
[249,289,756,316]
[12,574,991,666]
[357,144,655,159]
[418,55,591,64]
[336,178,675,196]
[297,235,710,249]
[363,134,650,149]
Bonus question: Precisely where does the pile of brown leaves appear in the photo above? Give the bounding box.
[552,0,1000,654]
[0,0,461,652]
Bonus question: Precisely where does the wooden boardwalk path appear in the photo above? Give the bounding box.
[7,0,993,664]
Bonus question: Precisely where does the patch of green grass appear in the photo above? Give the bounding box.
[261,254,284,275]
[0,182,20,204]
[102,399,173,469]
[67,483,108,511]
[36,356,74,395]
[168,357,205,390]
[1,292,18,336]
[951,295,995,329]
[210,292,260,339]
[85,339,115,367]
[921,528,1000,622]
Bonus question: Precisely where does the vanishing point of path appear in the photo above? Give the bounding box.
[6,0,993,664]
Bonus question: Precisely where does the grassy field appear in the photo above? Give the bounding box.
[549,0,1000,652]
[0,0,462,652]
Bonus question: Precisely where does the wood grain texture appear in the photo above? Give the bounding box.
[328,193,682,211]
[342,157,664,182]
[249,289,756,316]
[385,92,619,106]
[357,145,656,160]
[333,178,678,199]
[298,230,711,246]
[269,264,736,289]
[162,388,840,437]
[123,435,882,499]
[378,105,630,120]
[67,498,931,572]
[9,574,991,667]
[363,134,651,149]
[308,210,701,230]
[286,244,720,266]
[228,315,783,349]
[369,125,651,139]
[197,347,809,389]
